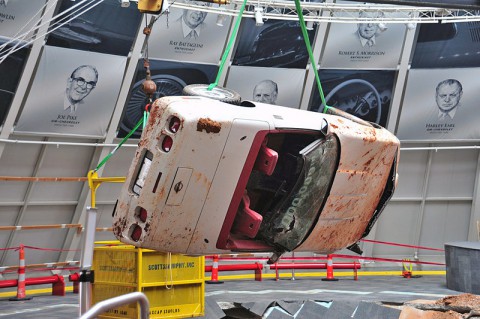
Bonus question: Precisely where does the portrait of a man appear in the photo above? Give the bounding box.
[64,65,98,114]
[434,79,463,120]
[396,68,480,141]
[146,0,231,64]
[178,1,211,39]
[15,46,126,138]
[321,8,404,68]
[253,80,278,105]
[356,11,386,47]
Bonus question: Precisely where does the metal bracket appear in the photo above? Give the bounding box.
[79,270,95,283]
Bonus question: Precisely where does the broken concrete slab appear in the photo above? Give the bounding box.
[295,300,329,319]
[324,301,355,319]
[238,301,274,317]
[275,300,304,316]
[264,307,294,319]
[353,301,401,319]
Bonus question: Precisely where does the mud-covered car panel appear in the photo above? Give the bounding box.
[112,96,400,256]
[295,119,399,253]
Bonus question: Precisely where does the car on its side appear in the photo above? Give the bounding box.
[112,96,399,262]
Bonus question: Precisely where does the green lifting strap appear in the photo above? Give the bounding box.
[94,117,144,172]
[95,1,331,172]
[293,0,329,113]
[208,0,248,91]
[209,0,329,114]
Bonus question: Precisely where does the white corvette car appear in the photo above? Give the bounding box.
[112,94,399,261]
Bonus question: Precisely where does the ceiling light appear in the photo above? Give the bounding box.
[254,7,264,27]
[378,22,388,32]
[216,14,227,27]
[406,22,416,30]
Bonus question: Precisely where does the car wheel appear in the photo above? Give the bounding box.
[182,84,242,105]
[120,75,187,138]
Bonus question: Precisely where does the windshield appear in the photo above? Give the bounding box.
[258,135,339,251]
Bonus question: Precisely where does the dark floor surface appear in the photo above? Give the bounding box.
[0,275,463,318]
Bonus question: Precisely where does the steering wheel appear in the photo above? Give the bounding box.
[321,79,382,124]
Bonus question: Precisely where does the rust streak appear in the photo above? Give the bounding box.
[364,157,374,167]
[197,118,221,133]
[362,149,372,157]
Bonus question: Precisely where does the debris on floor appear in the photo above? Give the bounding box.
[399,294,480,319]
[215,293,480,319]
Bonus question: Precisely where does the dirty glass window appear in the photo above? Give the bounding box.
[259,135,339,251]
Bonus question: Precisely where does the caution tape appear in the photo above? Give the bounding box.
[360,239,444,252]
[22,245,79,252]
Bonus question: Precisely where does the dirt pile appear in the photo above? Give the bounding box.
[399,294,480,319]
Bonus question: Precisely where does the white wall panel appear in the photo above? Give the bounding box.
[0,207,21,247]
[0,142,43,202]
[29,143,95,201]
[2,206,75,266]
[393,148,428,198]
[419,201,471,250]
[372,202,420,257]
[21,205,74,226]
[427,149,478,198]
[0,141,43,175]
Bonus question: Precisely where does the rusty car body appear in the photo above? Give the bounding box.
[112,96,400,260]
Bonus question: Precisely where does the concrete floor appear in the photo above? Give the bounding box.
[0,274,463,318]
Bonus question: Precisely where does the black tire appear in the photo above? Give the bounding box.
[182,84,242,105]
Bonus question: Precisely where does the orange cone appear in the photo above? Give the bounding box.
[321,254,339,282]
[206,255,223,284]
[10,244,32,301]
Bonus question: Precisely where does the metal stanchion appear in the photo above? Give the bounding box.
[79,207,98,316]
[291,252,295,281]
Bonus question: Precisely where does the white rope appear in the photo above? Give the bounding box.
[0,0,105,63]
[165,252,173,289]
[0,0,91,57]
[0,0,51,52]
[0,0,100,63]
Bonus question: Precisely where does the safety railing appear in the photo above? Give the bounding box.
[79,292,150,319]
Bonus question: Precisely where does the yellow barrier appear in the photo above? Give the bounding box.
[92,243,205,319]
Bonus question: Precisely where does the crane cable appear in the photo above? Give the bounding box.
[293,0,329,113]
[94,4,177,172]
[207,0,248,91]
[206,0,330,113]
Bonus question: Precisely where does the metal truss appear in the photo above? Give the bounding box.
[170,0,480,24]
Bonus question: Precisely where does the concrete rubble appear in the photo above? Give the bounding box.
[213,293,480,319]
